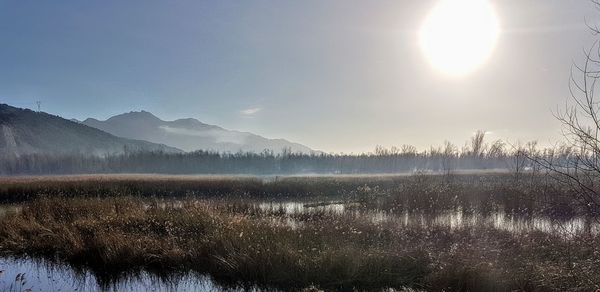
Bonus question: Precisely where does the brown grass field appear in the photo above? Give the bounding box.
[0,174,598,291]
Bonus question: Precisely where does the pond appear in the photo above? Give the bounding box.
[255,201,600,237]
[2,198,598,237]
[0,257,261,292]
[1,198,598,290]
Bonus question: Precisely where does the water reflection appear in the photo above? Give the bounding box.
[1,199,598,290]
[420,208,599,236]
[257,201,346,215]
[0,205,21,217]
[5,197,597,238]
[0,257,255,292]
[255,201,600,237]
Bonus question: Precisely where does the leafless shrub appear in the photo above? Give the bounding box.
[528,40,600,218]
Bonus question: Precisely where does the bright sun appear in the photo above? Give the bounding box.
[419,0,500,76]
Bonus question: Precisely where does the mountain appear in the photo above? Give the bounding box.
[0,104,181,157]
[82,111,315,153]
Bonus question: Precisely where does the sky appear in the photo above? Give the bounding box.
[1,0,599,153]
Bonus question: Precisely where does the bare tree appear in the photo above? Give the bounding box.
[441,140,457,175]
[401,144,417,156]
[509,141,528,178]
[469,130,487,157]
[525,141,540,173]
[531,39,600,217]
[374,145,390,156]
[487,139,506,158]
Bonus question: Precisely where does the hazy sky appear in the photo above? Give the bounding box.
[1,0,599,153]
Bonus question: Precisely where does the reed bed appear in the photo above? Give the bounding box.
[0,173,582,217]
[0,194,598,291]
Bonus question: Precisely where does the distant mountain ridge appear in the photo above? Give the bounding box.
[0,104,181,157]
[82,111,315,153]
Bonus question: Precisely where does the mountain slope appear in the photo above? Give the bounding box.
[0,104,181,157]
[82,111,315,153]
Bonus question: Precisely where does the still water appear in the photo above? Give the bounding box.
[1,200,598,291]
[257,201,600,237]
[0,257,258,292]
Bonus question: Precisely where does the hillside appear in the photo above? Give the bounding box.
[82,111,315,153]
[0,104,181,157]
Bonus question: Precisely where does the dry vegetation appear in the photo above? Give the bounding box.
[0,174,598,291]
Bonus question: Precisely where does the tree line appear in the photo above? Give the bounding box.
[0,131,574,175]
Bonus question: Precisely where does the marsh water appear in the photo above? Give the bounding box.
[1,199,598,291]
[256,200,600,237]
[0,257,247,292]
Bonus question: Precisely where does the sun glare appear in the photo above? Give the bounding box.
[419,0,500,76]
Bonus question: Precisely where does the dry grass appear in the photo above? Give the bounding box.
[0,173,581,217]
[0,193,598,291]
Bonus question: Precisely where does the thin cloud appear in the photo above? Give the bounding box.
[240,107,261,116]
